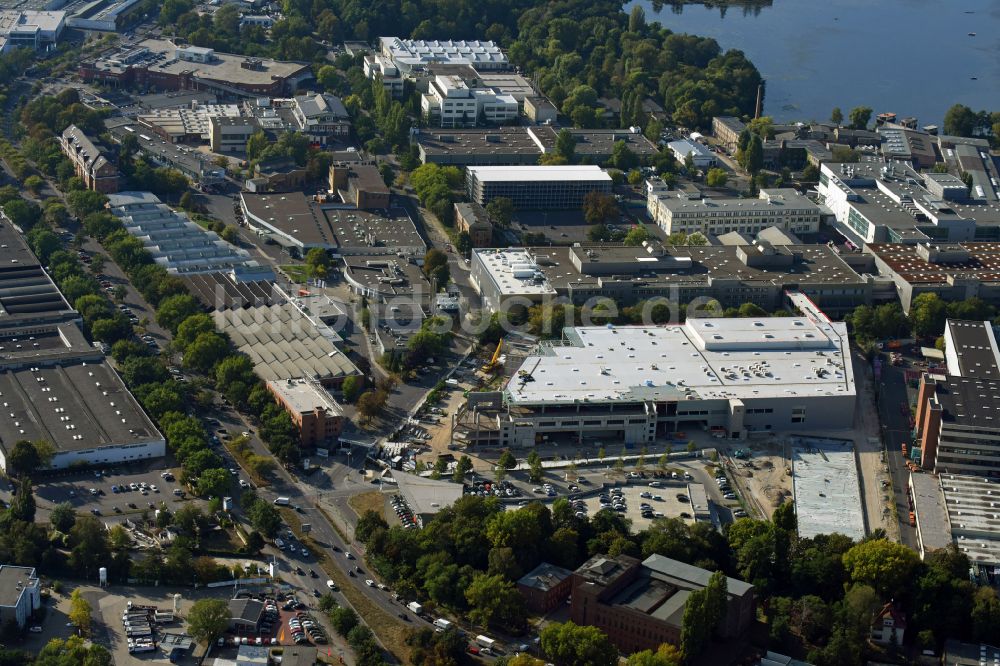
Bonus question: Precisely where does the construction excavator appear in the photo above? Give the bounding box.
[481,338,503,373]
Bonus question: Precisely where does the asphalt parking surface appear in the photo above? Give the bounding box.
[580,483,696,530]
[23,463,203,521]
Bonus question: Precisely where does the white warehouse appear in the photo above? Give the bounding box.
[462,314,855,448]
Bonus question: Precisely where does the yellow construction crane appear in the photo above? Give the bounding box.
[481,338,503,373]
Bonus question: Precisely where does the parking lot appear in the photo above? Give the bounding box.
[20,461,205,522]
[574,481,694,531]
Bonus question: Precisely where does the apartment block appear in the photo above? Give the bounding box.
[60,125,118,193]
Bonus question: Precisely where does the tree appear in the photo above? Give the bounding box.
[831,146,861,162]
[830,107,844,125]
[485,197,514,228]
[583,191,618,225]
[304,247,331,279]
[355,509,389,543]
[737,302,768,318]
[175,313,215,351]
[246,498,281,536]
[183,332,229,374]
[555,129,577,162]
[744,134,763,175]
[356,390,386,424]
[50,501,76,533]
[35,635,111,665]
[623,225,650,246]
[3,199,40,230]
[944,103,978,137]
[186,598,230,645]
[910,292,948,338]
[628,4,645,31]
[155,294,201,333]
[609,141,639,171]
[23,175,43,195]
[626,644,682,666]
[69,589,92,635]
[842,538,920,598]
[528,452,544,483]
[8,476,34,522]
[465,573,526,630]
[972,586,1000,643]
[453,455,473,483]
[423,248,450,288]
[341,375,364,403]
[540,621,618,666]
[7,439,52,475]
[66,189,108,218]
[497,450,516,475]
[705,168,728,187]
[679,572,727,660]
[848,106,873,130]
[197,468,231,499]
[68,515,110,577]
[329,606,359,636]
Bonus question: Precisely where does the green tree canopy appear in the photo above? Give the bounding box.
[540,621,618,666]
[842,538,920,598]
[848,106,873,130]
[186,598,230,645]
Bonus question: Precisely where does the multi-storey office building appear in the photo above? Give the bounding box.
[647,187,822,237]
[465,165,612,209]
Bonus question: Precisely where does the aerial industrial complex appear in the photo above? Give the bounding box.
[4,4,1000,663]
[457,308,854,447]
[0,217,163,472]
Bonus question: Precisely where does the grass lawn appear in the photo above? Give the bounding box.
[348,491,387,519]
[280,264,309,283]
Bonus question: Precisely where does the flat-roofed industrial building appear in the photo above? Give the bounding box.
[458,313,855,448]
[471,241,872,316]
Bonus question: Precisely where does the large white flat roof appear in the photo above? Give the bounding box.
[792,437,866,541]
[467,165,612,183]
[507,317,855,404]
[474,248,558,297]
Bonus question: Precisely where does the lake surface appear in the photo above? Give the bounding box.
[628,0,1000,125]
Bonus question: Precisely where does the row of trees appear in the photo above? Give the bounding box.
[410,163,464,227]
[848,295,996,344]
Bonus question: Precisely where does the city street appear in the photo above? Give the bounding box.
[877,361,919,548]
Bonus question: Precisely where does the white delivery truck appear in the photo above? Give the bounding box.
[406,601,423,614]
[433,618,452,631]
[273,497,290,506]
[475,635,496,650]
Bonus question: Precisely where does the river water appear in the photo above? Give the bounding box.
[627,0,1000,125]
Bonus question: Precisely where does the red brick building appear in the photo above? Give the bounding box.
[517,562,573,613]
[569,554,755,654]
[266,378,344,447]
